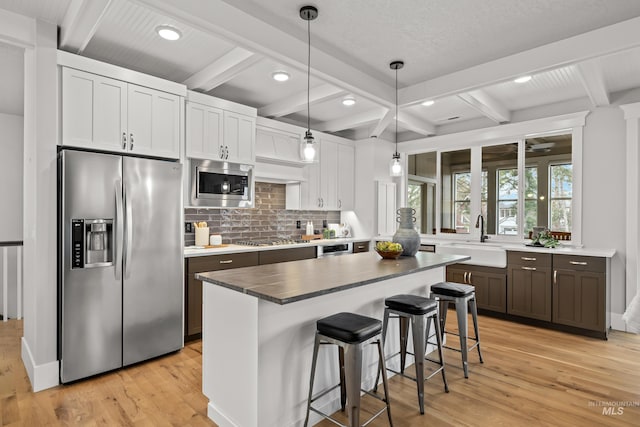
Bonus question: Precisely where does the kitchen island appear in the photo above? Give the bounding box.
[196,251,469,427]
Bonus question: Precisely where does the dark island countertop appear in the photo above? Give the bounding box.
[196,251,470,304]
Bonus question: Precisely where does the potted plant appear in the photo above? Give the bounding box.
[530,230,559,248]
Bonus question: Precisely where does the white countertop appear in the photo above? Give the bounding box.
[184,237,370,258]
[375,236,616,259]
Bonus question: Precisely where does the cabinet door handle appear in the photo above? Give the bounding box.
[357,245,365,249]
[219,259,233,264]
[225,146,229,159]
[521,256,536,261]
[317,198,321,207]
[122,132,127,149]
[521,266,536,271]
[468,272,472,283]
[219,145,223,159]
[338,199,342,208]
[129,133,134,150]
[320,198,324,208]
[464,272,468,283]
[569,261,588,266]
[553,270,557,285]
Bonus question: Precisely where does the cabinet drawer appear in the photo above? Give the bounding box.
[259,247,316,264]
[553,255,605,273]
[353,241,370,253]
[508,251,552,267]
[187,252,259,274]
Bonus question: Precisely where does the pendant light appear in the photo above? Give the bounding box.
[300,5,318,162]
[389,60,404,177]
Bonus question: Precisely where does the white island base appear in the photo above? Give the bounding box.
[202,266,446,427]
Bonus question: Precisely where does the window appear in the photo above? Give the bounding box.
[524,167,538,234]
[407,182,423,232]
[497,168,518,235]
[454,172,471,233]
[549,163,572,231]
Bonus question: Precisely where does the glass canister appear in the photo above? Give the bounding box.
[392,207,420,256]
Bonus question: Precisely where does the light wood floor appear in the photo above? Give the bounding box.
[1,315,639,426]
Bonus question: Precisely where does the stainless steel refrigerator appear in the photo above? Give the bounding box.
[58,149,183,383]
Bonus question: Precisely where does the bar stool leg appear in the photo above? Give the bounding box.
[438,300,449,336]
[455,298,470,378]
[428,312,449,392]
[339,347,347,410]
[304,333,321,427]
[399,316,409,373]
[344,343,363,427]
[373,309,391,393]
[411,314,427,414]
[469,297,484,363]
[375,338,394,427]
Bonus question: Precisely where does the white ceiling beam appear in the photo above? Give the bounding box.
[258,84,343,118]
[457,89,511,124]
[369,109,394,138]
[182,47,261,91]
[400,16,640,106]
[131,0,395,107]
[59,0,112,54]
[0,8,35,48]
[397,112,436,136]
[316,109,385,133]
[575,60,610,107]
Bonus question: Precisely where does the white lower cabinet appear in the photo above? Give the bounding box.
[61,67,180,159]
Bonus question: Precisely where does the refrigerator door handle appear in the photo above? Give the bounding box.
[124,183,133,279]
[115,179,124,279]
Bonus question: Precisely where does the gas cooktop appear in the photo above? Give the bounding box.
[236,239,311,247]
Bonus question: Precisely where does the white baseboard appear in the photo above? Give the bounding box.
[610,312,626,332]
[208,402,241,427]
[21,337,59,392]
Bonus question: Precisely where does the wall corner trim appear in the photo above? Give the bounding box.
[21,337,59,392]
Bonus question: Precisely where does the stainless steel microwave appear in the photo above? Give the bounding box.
[190,159,254,208]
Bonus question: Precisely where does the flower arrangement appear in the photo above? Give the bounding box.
[531,230,559,248]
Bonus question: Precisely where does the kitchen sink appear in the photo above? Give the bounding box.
[436,243,507,268]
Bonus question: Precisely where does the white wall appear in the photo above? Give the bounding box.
[0,113,23,241]
[581,107,627,319]
[0,113,23,319]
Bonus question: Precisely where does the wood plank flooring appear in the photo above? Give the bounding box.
[1,314,639,426]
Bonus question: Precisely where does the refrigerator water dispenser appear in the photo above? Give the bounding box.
[71,219,113,268]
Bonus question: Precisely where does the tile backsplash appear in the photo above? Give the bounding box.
[184,182,340,245]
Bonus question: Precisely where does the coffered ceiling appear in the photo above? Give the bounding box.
[2,0,640,141]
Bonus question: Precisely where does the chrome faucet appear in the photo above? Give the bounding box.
[475,214,488,243]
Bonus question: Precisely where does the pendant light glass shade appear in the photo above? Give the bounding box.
[390,153,402,176]
[390,60,404,177]
[300,6,318,163]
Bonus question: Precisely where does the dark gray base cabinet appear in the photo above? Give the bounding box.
[184,247,317,340]
[446,264,507,313]
[507,252,552,321]
[553,255,606,332]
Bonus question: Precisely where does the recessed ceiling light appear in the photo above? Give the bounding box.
[342,96,356,106]
[514,75,532,84]
[156,25,181,41]
[272,71,290,82]
[421,100,435,107]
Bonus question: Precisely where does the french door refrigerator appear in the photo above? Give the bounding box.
[59,149,183,383]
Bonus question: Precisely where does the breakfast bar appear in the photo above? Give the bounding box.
[197,251,469,427]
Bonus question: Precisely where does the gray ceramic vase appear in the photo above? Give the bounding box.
[392,207,420,256]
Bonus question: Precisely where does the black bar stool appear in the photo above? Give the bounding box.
[430,282,484,378]
[374,294,449,414]
[304,312,393,427]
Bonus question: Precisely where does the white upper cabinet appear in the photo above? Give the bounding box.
[185,91,257,164]
[337,143,355,211]
[62,67,127,153]
[185,102,224,159]
[61,67,180,159]
[127,84,180,158]
[296,138,355,211]
[223,111,255,164]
